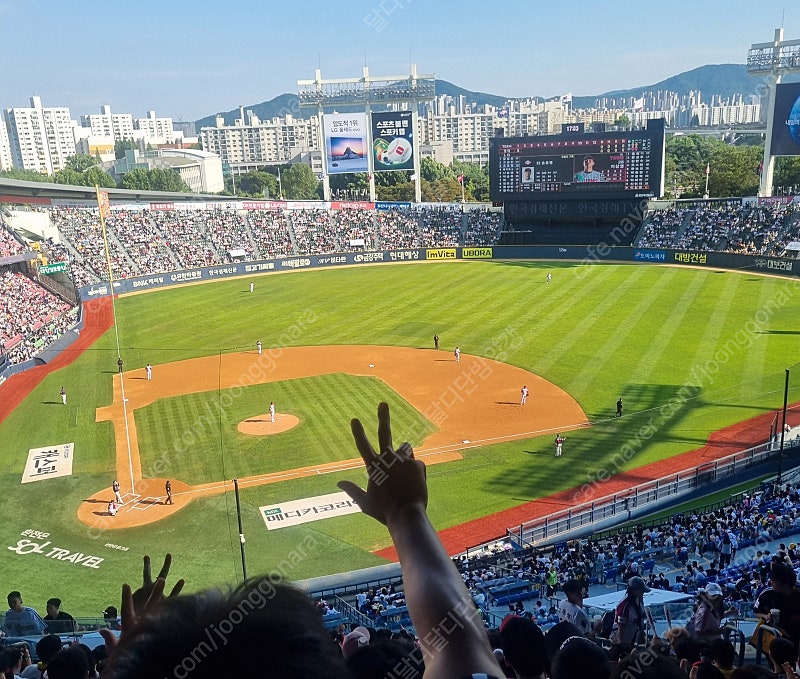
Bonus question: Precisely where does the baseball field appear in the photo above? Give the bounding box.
[1,259,799,615]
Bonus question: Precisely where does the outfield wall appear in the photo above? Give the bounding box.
[76,245,800,300]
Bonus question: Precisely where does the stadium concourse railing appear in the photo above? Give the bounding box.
[466,437,800,559]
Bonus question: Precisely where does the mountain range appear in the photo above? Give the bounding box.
[194,63,784,129]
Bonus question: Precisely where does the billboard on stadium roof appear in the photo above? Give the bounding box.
[324,113,368,175]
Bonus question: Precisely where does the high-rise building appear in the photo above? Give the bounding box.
[80,105,135,140]
[3,96,76,174]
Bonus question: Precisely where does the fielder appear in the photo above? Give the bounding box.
[555,434,565,457]
[520,385,529,405]
[257,341,262,355]
[60,386,67,405]
[270,401,276,423]
[146,363,152,381]
[454,346,461,363]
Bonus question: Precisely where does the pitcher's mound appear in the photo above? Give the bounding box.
[238,413,299,435]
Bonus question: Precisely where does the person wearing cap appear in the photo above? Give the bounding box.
[102,606,121,631]
[611,576,650,645]
[689,583,724,642]
[558,579,592,637]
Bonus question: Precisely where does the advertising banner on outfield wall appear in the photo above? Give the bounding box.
[77,246,798,301]
[324,113,368,175]
[771,83,800,157]
[372,110,415,172]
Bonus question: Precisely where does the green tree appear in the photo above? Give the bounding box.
[115,139,139,159]
[281,164,319,200]
[376,182,415,201]
[774,157,800,193]
[707,144,761,197]
[422,177,461,202]
[0,168,49,182]
[420,157,453,183]
[236,171,278,198]
[451,160,489,201]
[52,168,85,186]
[83,166,117,188]
[121,168,152,190]
[149,168,191,192]
[615,114,631,128]
[64,154,99,172]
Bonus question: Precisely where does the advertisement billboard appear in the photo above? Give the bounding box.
[771,83,800,157]
[372,110,415,171]
[324,113,368,174]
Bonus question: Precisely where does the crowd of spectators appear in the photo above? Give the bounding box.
[290,209,377,254]
[106,210,179,276]
[246,210,295,259]
[0,223,27,258]
[146,210,222,269]
[376,208,419,249]
[638,201,800,257]
[464,209,504,246]
[0,271,78,364]
[419,205,462,247]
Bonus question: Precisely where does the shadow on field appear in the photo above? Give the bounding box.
[495,401,519,406]
[41,401,62,405]
[758,330,800,335]
[481,382,708,498]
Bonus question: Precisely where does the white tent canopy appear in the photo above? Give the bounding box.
[582,588,692,612]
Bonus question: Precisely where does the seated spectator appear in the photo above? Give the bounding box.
[21,634,63,679]
[3,591,46,637]
[43,598,75,634]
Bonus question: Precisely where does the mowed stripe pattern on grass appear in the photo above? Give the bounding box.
[1,261,799,609]
[134,374,436,486]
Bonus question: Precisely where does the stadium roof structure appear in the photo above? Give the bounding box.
[0,178,224,204]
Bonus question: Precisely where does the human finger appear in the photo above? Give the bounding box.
[120,584,135,635]
[337,480,368,506]
[141,555,152,586]
[351,418,378,464]
[377,402,392,454]
[98,628,118,651]
[168,579,186,598]
[155,553,172,581]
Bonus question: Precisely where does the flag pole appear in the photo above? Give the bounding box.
[704,163,710,199]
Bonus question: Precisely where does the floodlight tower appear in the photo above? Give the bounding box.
[747,28,800,196]
[298,65,435,202]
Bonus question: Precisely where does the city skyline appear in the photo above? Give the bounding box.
[2,1,798,122]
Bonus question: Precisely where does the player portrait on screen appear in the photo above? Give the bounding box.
[574,155,604,182]
[521,167,534,183]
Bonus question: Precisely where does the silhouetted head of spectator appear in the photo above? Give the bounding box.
[550,636,611,679]
[708,637,736,671]
[768,636,797,671]
[544,621,582,666]
[346,637,424,679]
[101,577,349,679]
[500,615,547,679]
[674,638,704,665]
[36,634,65,664]
[46,646,90,679]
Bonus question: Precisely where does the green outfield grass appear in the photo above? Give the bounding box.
[1,260,798,615]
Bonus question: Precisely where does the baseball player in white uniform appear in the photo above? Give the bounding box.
[269,401,275,423]
[555,435,565,457]
[257,341,262,355]
[520,385,529,405]
[146,363,152,381]
[454,346,461,363]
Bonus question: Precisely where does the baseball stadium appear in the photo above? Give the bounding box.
[1,185,799,613]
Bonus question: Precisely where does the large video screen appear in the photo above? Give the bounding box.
[490,123,665,202]
[771,83,800,157]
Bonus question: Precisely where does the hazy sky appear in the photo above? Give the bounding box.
[2,0,798,122]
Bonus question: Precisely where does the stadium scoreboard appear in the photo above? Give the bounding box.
[490,119,665,203]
